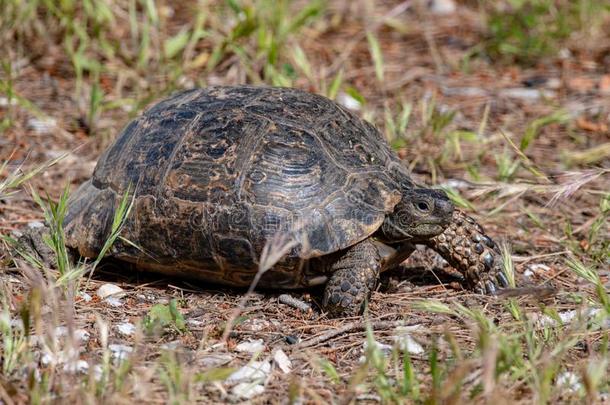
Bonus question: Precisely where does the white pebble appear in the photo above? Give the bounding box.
[108,344,133,361]
[74,329,90,343]
[27,117,57,135]
[556,371,582,393]
[231,382,265,399]
[527,263,551,273]
[40,347,78,366]
[197,353,234,368]
[273,349,292,374]
[0,97,17,107]
[161,340,181,350]
[428,0,456,15]
[97,284,125,307]
[97,283,124,298]
[10,318,24,330]
[78,292,93,302]
[105,297,123,307]
[116,322,136,336]
[187,319,204,327]
[235,339,265,354]
[93,364,104,381]
[227,361,271,383]
[363,339,393,355]
[63,360,89,374]
[498,88,556,102]
[537,308,601,327]
[394,334,424,355]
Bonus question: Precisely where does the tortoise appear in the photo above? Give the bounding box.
[22,86,508,316]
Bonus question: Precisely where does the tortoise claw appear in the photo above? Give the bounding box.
[474,283,486,294]
[485,280,497,295]
[496,272,510,288]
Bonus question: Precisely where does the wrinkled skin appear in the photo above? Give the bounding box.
[18,86,509,317]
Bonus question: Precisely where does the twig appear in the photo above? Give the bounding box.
[495,286,557,299]
[511,250,570,263]
[296,320,410,349]
[278,294,312,313]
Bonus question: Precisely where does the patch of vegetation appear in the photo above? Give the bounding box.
[481,0,610,65]
[143,300,187,335]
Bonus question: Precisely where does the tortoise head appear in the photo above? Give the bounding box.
[378,188,454,242]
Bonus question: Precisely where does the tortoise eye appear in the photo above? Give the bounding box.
[416,201,430,212]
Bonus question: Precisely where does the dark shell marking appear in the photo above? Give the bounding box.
[64,86,410,288]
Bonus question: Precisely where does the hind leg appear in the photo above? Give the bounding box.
[14,222,60,267]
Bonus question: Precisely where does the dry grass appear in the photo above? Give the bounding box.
[1,0,609,403]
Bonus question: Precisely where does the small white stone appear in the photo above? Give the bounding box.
[27,221,45,229]
[235,339,265,354]
[556,371,582,393]
[27,117,57,134]
[0,97,17,107]
[337,92,361,111]
[63,360,89,374]
[40,352,56,366]
[197,353,234,368]
[428,0,456,15]
[394,334,425,355]
[117,322,136,336]
[78,292,93,302]
[559,48,572,59]
[97,283,124,299]
[536,308,601,327]
[74,329,90,343]
[54,326,68,337]
[187,319,203,327]
[97,284,125,307]
[105,297,123,307]
[227,361,271,383]
[523,269,535,278]
[161,340,181,350]
[231,382,265,399]
[498,88,556,102]
[39,347,79,366]
[93,364,104,381]
[273,349,292,374]
[363,340,393,355]
[10,318,24,330]
[108,344,133,361]
[52,326,89,343]
[528,263,551,273]
[546,78,562,89]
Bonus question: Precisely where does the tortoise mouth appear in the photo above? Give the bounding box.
[409,222,447,240]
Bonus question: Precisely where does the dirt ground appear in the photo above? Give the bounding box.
[0,1,609,403]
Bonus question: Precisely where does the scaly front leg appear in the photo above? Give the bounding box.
[322,239,381,317]
[424,210,510,294]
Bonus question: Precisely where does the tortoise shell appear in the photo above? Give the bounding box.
[64,86,414,288]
